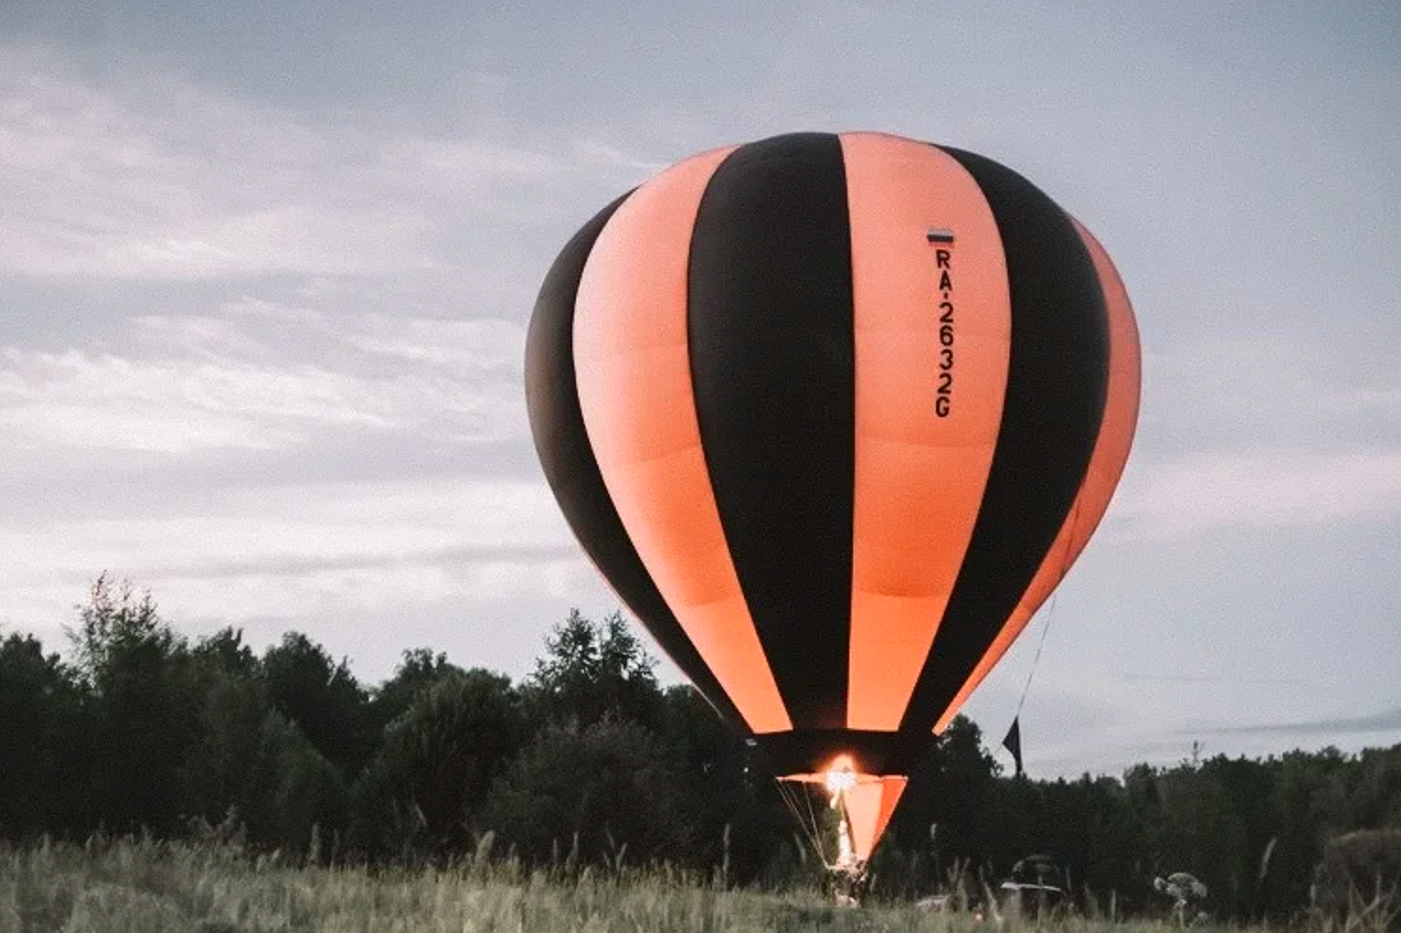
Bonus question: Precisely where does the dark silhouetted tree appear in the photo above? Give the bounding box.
[179,628,274,826]
[655,683,796,881]
[0,632,84,836]
[526,609,661,728]
[67,574,201,834]
[484,714,689,866]
[263,632,375,776]
[370,647,466,730]
[351,668,524,856]
[245,710,348,852]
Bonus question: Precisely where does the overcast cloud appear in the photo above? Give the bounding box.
[2,1,1398,777]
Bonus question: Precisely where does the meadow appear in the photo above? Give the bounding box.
[5,836,1392,933]
[0,835,1094,933]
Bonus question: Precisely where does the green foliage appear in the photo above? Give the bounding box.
[527,608,661,728]
[656,685,798,883]
[176,649,271,824]
[351,668,524,856]
[0,633,83,836]
[65,573,169,692]
[887,716,999,860]
[484,715,690,866]
[245,710,348,853]
[262,632,375,775]
[368,646,465,728]
[191,626,260,678]
[65,575,203,834]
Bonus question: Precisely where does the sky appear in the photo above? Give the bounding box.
[2,1,1399,778]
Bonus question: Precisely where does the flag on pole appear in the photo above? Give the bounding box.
[1002,716,1025,778]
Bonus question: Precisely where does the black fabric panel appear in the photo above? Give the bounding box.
[525,191,744,727]
[687,133,855,730]
[753,729,935,778]
[899,146,1111,732]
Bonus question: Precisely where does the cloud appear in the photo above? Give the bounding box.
[1112,448,1401,540]
[0,44,649,281]
[0,28,593,666]
[0,347,388,451]
[1121,672,1305,686]
[129,542,583,582]
[0,475,574,581]
[1107,335,1401,539]
[1198,706,1401,738]
[1135,336,1401,456]
[0,470,609,676]
[0,50,421,278]
[0,297,527,454]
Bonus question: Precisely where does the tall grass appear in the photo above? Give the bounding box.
[0,836,1389,933]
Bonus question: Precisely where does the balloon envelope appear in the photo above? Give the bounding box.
[525,131,1140,861]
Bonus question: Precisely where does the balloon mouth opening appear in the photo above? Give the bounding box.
[779,756,909,873]
[780,754,893,787]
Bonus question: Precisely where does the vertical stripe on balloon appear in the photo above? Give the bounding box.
[839,133,1011,731]
[525,191,746,727]
[934,218,1141,732]
[573,146,793,735]
[901,147,1111,734]
[688,133,856,730]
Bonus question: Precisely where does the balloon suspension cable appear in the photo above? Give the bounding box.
[773,778,827,866]
[1011,499,1084,723]
[1013,595,1055,719]
[803,780,823,858]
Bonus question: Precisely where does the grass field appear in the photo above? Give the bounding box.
[0,837,1356,933]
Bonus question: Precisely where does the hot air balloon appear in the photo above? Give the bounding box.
[524,131,1140,881]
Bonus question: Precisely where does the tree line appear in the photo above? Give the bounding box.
[2,575,1398,921]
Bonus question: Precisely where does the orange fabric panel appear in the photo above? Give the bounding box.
[573,147,793,735]
[934,218,1141,732]
[844,776,908,862]
[839,133,1012,731]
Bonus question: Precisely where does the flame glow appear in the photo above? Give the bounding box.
[823,755,857,797]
